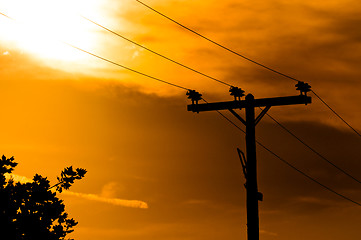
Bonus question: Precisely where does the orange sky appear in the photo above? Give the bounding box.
[1,0,361,239]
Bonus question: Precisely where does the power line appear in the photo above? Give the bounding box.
[0,12,13,20]
[0,11,190,91]
[4,11,361,189]
[265,111,361,184]
[202,98,245,133]
[65,43,189,91]
[71,32,361,208]
[76,11,361,208]
[2,10,360,207]
[81,16,232,87]
[16,8,356,185]
[82,13,361,185]
[256,139,361,207]
[135,0,361,139]
[135,0,299,83]
[83,13,361,146]
[213,107,361,207]
[311,90,361,138]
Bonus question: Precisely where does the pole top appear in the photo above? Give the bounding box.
[246,94,254,101]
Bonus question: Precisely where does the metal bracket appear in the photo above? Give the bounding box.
[229,109,246,125]
[237,148,247,180]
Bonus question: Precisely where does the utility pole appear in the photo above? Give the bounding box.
[187,83,311,240]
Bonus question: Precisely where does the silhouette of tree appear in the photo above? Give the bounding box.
[0,155,86,240]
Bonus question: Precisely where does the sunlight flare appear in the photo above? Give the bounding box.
[0,0,108,66]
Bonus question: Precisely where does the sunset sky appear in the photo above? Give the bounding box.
[1,0,361,239]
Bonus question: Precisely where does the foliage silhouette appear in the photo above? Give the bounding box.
[0,155,86,240]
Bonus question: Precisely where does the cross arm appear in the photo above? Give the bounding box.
[187,95,311,113]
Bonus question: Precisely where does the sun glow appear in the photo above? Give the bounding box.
[0,0,109,71]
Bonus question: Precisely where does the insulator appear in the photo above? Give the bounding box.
[295,81,311,95]
[186,90,202,104]
[229,86,245,100]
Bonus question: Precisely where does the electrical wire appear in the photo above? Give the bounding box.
[311,90,361,138]
[0,11,190,91]
[82,16,232,87]
[7,9,356,186]
[256,139,361,207]
[0,12,13,20]
[78,14,361,207]
[202,98,246,133]
[135,0,361,139]
[82,13,361,142]
[2,10,360,206]
[68,10,361,207]
[65,43,189,91]
[135,0,299,83]
[265,111,361,184]
[82,13,361,185]
[211,106,361,207]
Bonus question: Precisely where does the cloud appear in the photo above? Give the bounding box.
[182,199,210,205]
[5,173,32,183]
[5,174,148,209]
[62,190,148,209]
[260,229,278,237]
[100,181,124,198]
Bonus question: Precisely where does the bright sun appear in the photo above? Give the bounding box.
[0,0,108,70]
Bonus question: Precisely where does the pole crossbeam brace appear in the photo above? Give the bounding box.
[228,109,246,125]
[255,105,271,126]
[187,95,311,112]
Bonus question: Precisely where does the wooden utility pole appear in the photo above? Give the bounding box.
[187,85,311,240]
